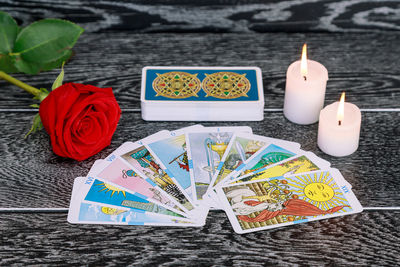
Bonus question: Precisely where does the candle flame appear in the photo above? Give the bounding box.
[300,43,308,80]
[337,92,345,126]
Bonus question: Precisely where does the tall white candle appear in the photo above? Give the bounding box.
[284,44,328,124]
[318,93,362,157]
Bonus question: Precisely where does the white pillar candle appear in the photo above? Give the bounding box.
[284,44,329,124]
[318,93,361,157]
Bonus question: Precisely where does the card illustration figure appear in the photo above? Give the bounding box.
[219,170,362,233]
[68,178,196,226]
[96,158,182,213]
[121,145,194,211]
[211,135,267,187]
[221,144,297,185]
[83,178,184,218]
[187,131,234,200]
[77,202,193,226]
[146,134,193,198]
[232,154,329,184]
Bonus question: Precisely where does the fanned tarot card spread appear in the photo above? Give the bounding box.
[68,125,363,233]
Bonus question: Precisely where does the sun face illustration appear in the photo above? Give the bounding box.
[285,171,349,211]
[101,207,126,215]
[304,183,334,202]
[96,182,126,198]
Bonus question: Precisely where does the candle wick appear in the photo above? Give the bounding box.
[338,120,341,126]
[303,76,307,81]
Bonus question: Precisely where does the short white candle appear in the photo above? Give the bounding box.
[318,93,362,157]
[284,44,329,124]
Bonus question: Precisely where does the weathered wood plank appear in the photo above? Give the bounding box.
[2,0,400,33]
[0,111,398,208]
[0,211,399,266]
[0,32,399,110]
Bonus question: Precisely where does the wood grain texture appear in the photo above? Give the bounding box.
[1,211,399,266]
[0,32,400,110]
[0,111,399,208]
[2,0,400,33]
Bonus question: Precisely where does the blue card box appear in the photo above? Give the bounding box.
[141,66,264,121]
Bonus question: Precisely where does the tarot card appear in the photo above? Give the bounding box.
[217,141,302,188]
[229,151,331,184]
[68,178,204,226]
[207,132,301,191]
[145,126,205,200]
[77,176,188,219]
[186,126,252,201]
[216,169,363,234]
[119,141,197,213]
[91,157,187,216]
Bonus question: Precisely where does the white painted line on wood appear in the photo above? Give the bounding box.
[0,108,399,113]
[363,207,400,210]
[360,108,400,112]
[121,108,141,112]
[0,108,38,112]
[263,108,283,112]
[0,208,69,212]
[0,207,400,212]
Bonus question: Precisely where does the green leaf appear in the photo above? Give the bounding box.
[30,104,40,108]
[11,49,71,75]
[0,54,18,73]
[0,11,19,54]
[25,113,43,138]
[11,57,42,74]
[11,18,83,74]
[41,50,72,72]
[51,62,65,90]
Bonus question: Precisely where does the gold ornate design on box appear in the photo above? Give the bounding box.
[202,72,250,99]
[152,72,201,99]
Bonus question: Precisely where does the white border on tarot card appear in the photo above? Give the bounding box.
[67,177,86,223]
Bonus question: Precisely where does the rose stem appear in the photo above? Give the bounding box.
[0,71,41,97]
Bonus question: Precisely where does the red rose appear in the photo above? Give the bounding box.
[39,83,121,161]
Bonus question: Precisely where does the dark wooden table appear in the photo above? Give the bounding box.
[1,30,400,267]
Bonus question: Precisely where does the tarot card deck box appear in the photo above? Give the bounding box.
[141,67,264,121]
